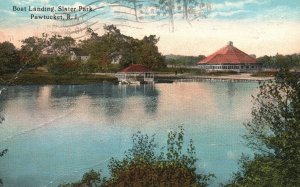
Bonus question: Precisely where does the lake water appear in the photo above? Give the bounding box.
[0,81,258,187]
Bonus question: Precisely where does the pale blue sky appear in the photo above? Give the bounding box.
[0,0,299,27]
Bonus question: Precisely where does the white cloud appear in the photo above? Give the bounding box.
[212,0,269,10]
[209,10,247,18]
[255,6,300,22]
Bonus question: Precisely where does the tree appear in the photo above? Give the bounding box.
[226,69,300,186]
[257,55,272,68]
[0,42,20,73]
[80,25,165,71]
[257,53,300,69]
[135,35,165,69]
[61,127,214,187]
[47,35,75,56]
[81,26,123,71]
[20,35,48,69]
[107,127,213,186]
[59,170,103,187]
[47,56,82,75]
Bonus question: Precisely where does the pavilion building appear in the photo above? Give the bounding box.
[115,64,154,84]
[198,41,261,72]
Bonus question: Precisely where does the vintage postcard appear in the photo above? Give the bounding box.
[0,0,299,187]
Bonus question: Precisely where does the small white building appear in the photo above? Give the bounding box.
[70,48,90,63]
[111,54,122,65]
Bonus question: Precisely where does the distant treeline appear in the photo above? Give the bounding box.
[165,54,206,66]
[257,53,300,68]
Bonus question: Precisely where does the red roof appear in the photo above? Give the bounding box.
[120,64,151,73]
[198,42,257,65]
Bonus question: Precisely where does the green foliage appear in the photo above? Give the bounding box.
[0,71,117,85]
[17,33,80,73]
[63,127,214,187]
[47,56,82,75]
[47,35,75,56]
[130,35,165,69]
[165,55,205,66]
[59,170,103,187]
[81,25,165,71]
[0,42,20,73]
[257,53,300,68]
[83,59,102,73]
[3,25,165,74]
[251,71,276,77]
[20,35,48,69]
[106,127,213,187]
[226,154,289,187]
[226,69,300,186]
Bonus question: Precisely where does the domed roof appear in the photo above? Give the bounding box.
[198,42,257,65]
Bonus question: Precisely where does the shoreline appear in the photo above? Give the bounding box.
[0,72,118,86]
[155,73,274,82]
[0,72,274,86]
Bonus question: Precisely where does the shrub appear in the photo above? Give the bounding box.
[225,69,300,186]
[47,56,83,75]
[62,127,214,187]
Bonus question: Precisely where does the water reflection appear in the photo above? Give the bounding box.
[100,84,159,120]
[38,84,160,121]
[226,82,236,108]
[0,93,6,116]
[156,82,220,123]
[144,97,158,114]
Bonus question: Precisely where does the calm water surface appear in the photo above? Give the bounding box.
[0,81,258,187]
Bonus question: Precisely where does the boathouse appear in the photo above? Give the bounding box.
[198,42,261,72]
[115,64,154,84]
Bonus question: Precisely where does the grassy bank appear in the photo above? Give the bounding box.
[251,71,277,77]
[0,71,118,85]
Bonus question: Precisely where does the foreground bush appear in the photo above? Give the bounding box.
[225,69,300,186]
[60,127,214,187]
